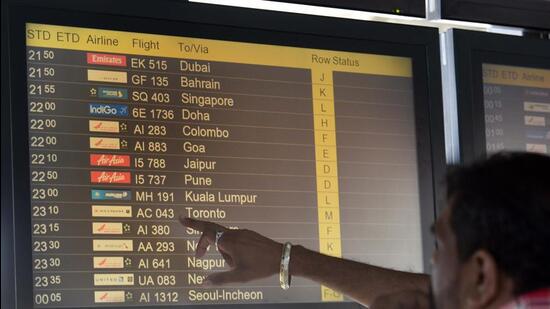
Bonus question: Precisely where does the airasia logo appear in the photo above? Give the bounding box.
[90,154,130,167]
[91,171,131,184]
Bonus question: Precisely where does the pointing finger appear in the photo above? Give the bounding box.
[195,232,214,258]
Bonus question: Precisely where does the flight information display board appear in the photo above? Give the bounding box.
[25,23,423,307]
[483,64,550,154]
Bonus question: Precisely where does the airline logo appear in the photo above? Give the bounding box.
[90,137,120,150]
[526,129,547,140]
[91,171,131,184]
[89,120,120,133]
[89,103,129,117]
[93,256,124,269]
[98,87,128,99]
[93,239,133,252]
[93,222,123,235]
[94,273,134,286]
[524,115,546,127]
[88,69,128,84]
[94,291,126,303]
[92,205,132,218]
[526,143,548,154]
[91,189,131,201]
[90,154,131,167]
[87,53,127,67]
[524,102,550,113]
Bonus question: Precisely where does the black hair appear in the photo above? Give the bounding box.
[446,152,550,295]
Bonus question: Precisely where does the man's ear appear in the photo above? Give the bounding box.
[462,250,499,309]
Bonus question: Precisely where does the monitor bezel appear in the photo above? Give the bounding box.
[453,29,550,164]
[442,0,550,30]
[4,1,445,308]
[266,0,425,18]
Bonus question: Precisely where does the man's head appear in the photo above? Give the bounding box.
[431,152,550,309]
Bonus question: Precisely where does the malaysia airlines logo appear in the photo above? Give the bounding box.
[91,171,131,184]
[90,154,130,167]
[91,189,131,201]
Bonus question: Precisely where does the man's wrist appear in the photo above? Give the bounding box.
[288,245,308,277]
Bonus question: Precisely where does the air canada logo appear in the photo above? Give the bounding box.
[91,205,132,218]
[91,171,131,184]
[90,154,130,167]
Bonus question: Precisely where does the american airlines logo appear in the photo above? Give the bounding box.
[91,171,131,184]
[90,154,130,167]
[93,239,133,252]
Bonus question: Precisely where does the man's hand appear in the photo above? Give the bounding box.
[181,217,430,307]
[180,217,283,285]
